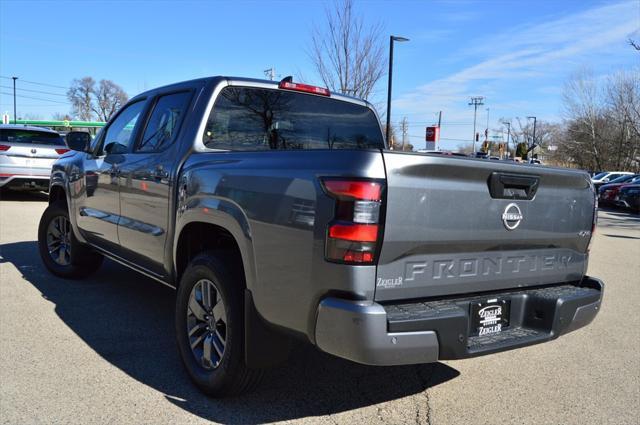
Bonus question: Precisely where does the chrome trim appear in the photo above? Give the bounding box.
[90,244,177,289]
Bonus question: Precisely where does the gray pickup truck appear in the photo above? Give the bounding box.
[37,76,603,397]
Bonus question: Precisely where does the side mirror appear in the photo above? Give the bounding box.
[65,131,92,153]
[603,178,609,183]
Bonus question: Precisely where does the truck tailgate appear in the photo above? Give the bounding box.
[376,152,595,302]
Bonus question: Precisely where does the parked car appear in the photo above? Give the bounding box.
[591,171,634,189]
[0,125,70,191]
[37,76,604,397]
[598,174,640,206]
[616,184,640,213]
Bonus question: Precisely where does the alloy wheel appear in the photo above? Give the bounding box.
[186,279,228,369]
[46,215,72,266]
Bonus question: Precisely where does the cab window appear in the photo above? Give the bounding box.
[137,91,192,152]
[100,100,145,155]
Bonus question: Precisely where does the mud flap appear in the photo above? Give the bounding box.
[244,290,291,368]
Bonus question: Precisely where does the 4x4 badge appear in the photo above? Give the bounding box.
[502,203,523,230]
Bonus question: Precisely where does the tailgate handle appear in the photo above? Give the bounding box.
[488,172,539,200]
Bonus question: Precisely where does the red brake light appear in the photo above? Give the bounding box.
[55,148,70,155]
[328,224,379,242]
[279,80,330,96]
[0,144,10,151]
[323,180,382,201]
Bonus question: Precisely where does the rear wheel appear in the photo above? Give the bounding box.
[38,202,103,279]
[175,252,262,397]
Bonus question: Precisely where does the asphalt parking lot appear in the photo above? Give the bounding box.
[1,191,639,425]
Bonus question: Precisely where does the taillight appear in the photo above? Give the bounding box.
[322,178,384,264]
[279,80,330,96]
[55,148,70,155]
[0,144,10,151]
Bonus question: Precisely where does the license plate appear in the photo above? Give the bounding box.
[470,298,510,336]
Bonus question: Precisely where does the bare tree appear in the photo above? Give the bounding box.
[309,0,386,100]
[548,68,640,172]
[52,112,72,121]
[92,80,128,122]
[67,77,128,121]
[629,38,640,51]
[68,77,95,121]
[562,69,606,170]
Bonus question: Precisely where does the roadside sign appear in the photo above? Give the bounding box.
[425,126,440,150]
[425,126,440,142]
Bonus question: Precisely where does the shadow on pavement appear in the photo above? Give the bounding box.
[0,240,459,424]
[597,208,640,230]
[0,190,49,202]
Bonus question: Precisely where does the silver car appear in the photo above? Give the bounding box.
[0,124,69,191]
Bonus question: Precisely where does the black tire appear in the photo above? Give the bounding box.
[175,251,263,397]
[38,202,103,279]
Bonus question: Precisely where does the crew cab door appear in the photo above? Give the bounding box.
[117,90,193,277]
[76,100,147,251]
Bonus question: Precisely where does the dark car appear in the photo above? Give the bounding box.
[616,184,640,213]
[598,174,640,207]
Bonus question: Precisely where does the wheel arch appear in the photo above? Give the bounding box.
[174,205,256,293]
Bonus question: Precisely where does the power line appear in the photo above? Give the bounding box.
[0,75,68,90]
[0,85,67,97]
[0,91,70,105]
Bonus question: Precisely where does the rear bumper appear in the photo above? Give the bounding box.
[0,174,50,189]
[0,167,51,189]
[314,276,603,366]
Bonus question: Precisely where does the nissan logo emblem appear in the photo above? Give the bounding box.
[502,203,523,230]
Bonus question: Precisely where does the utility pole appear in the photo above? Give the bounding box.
[504,121,511,158]
[400,116,408,151]
[12,77,17,124]
[468,96,484,154]
[264,67,276,81]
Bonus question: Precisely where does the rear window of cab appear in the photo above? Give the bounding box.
[203,86,384,151]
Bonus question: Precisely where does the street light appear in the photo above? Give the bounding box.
[485,107,490,140]
[527,116,537,150]
[386,35,409,147]
[12,77,17,124]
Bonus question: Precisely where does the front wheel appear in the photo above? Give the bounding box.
[37,202,103,279]
[175,252,262,397]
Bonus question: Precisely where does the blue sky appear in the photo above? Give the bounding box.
[1,0,638,150]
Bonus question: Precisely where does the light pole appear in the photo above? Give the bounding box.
[386,35,409,147]
[12,77,17,124]
[485,107,490,142]
[527,116,537,151]
[468,96,484,154]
